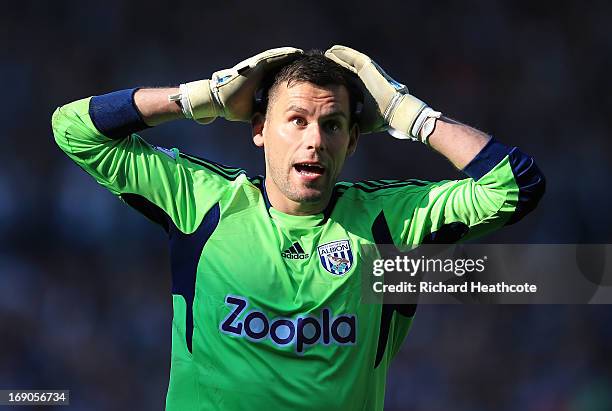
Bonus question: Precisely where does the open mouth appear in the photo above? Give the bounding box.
[294,162,326,177]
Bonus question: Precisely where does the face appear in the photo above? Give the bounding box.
[253,81,359,215]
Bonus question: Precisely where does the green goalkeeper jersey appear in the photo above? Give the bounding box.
[51,90,544,411]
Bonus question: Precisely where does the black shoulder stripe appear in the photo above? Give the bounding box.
[352,180,428,193]
[180,152,243,173]
[399,179,431,187]
[180,152,244,176]
[359,179,409,187]
[357,180,429,189]
[179,153,245,181]
[334,183,353,194]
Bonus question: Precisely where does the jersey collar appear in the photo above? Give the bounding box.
[252,177,342,226]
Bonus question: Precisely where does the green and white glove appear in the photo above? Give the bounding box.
[325,45,441,143]
[169,47,303,124]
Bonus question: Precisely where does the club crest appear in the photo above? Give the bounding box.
[317,240,353,276]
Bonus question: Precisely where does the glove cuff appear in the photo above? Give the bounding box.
[411,107,442,145]
[185,79,220,121]
[168,80,220,122]
[387,94,442,144]
[387,93,427,137]
[168,84,195,119]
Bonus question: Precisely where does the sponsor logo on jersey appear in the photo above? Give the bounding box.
[317,239,353,276]
[281,242,310,260]
[220,295,356,353]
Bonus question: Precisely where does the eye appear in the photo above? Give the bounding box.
[292,117,307,127]
[325,121,342,133]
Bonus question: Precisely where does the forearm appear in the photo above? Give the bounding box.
[427,117,491,170]
[53,87,184,157]
[134,87,183,126]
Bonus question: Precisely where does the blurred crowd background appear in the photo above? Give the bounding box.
[1,0,611,410]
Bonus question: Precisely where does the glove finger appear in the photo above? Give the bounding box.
[326,45,403,94]
[326,46,400,112]
[213,48,302,96]
[236,47,304,73]
[215,48,303,121]
[325,46,396,133]
[324,45,370,73]
[324,51,356,73]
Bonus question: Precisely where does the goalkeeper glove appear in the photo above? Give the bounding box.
[169,47,303,124]
[325,45,441,143]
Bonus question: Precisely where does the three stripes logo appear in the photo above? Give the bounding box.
[281,242,310,260]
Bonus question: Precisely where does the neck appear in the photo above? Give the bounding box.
[264,179,329,216]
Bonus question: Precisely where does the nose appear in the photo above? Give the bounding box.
[304,123,326,151]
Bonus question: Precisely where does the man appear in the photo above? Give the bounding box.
[51,46,545,410]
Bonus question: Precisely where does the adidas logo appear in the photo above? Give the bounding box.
[281,242,310,260]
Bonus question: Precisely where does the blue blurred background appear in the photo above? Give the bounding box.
[1,0,612,410]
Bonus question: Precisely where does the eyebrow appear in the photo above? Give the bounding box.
[285,105,348,120]
[286,105,310,115]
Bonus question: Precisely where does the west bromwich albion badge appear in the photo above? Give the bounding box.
[317,240,353,276]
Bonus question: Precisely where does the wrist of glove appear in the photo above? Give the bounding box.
[169,81,217,124]
[324,45,441,143]
[387,100,442,145]
[169,47,303,124]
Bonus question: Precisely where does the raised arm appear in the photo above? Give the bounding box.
[427,117,490,169]
[52,48,303,233]
[325,45,545,245]
[133,87,182,126]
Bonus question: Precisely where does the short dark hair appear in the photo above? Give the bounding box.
[256,50,363,125]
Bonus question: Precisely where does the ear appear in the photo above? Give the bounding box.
[347,123,360,156]
[251,113,265,147]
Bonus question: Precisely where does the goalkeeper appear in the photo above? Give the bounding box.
[51,46,545,410]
